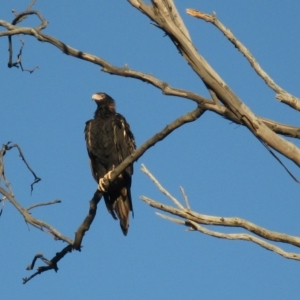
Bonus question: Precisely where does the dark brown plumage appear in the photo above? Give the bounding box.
[85,92,135,235]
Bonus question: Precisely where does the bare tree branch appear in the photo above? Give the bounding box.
[142,195,300,248]
[140,165,300,261]
[15,38,39,73]
[157,213,300,261]
[6,10,47,71]
[141,164,184,210]
[186,9,300,111]
[0,186,73,244]
[179,186,189,210]
[23,245,72,284]
[0,142,10,183]
[26,0,37,11]
[157,0,192,41]
[129,0,300,176]
[26,200,61,212]
[4,143,41,192]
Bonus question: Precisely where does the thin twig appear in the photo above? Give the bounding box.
[179,186,190,210]
[5,143,41,192]
[26,0,37,11]
[7,10,47,71]
[141,164,184,209]
[0,187,72,244]
[26,200,61,211]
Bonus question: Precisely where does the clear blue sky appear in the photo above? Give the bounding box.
[1,1,300,299]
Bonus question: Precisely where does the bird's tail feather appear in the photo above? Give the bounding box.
[114,187,130,235]
[104,187,131,235]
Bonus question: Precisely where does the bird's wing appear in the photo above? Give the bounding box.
[113,113,136,175]
[84,120,97,181]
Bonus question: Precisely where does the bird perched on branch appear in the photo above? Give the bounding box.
[85,92,136,235]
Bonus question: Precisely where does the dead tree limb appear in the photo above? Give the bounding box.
[128,0,300,171]
[22,245,72,284]
[26,200,61,211]
[0,185,72,244]
[186,9,300,111]
[141,165,300,261]
[4,143,41,192]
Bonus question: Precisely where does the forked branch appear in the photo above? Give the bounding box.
[129,0,300,170]
[141,165,300,261]
[186,9,300,111]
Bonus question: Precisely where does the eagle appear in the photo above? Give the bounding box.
[84,93,136,235]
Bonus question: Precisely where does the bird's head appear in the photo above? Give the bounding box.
[92,92,115,111]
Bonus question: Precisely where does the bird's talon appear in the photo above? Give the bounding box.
[107,170,112,180]
[98,178,107,192]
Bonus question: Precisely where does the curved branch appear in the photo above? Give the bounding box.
[141,165,300,261]
[0,186,73,244]
[26,199,61,211]
[143,196,300,248]
[12,10,48,29]
[158,214,300,261]
[5,143,41,192]
[186,9,300,111]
